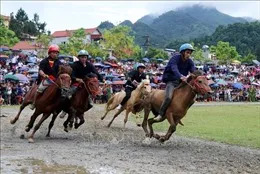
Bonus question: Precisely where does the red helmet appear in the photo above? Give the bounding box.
[48,45,60,54]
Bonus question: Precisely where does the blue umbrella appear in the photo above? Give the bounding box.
[157,58,164,63]
[103,65,111,69]
[94,63,104,67]
[95,57,102,61]
[232,82,243,89]
[216,79,227,86]
[14,74,29,83]
[142,58,149,62]
[210,83,219,88]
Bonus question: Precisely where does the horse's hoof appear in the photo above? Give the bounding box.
[20,134,25,139]
[159,136,166,143]
[64,128,68,132]
[25,127,30,132]
[101,116,105,120]
[10,119,16,124]
[67,126,72,131]
[149,134,153,138]
[145,133,150,137]
[28,138,34,143]
[46,134,50,137]
[154,134,160,139]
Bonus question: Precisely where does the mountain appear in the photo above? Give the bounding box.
[119,20,133,27]
[243,17,258,22]
[97,21,115,31]
[192,21,260,58]
[149,5,247,41]
[98,5,251,48]
[136,15,156,25]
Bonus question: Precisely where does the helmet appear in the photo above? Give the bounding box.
[137,63,146,69]
[48,45,60,54]
[179,43,195,52]
[77,50,89,57]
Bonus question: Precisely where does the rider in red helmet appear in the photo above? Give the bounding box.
[30,44,63,110]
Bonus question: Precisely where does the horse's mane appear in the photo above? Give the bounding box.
[58,65,72,75]
[137,79,150,89]
[175,70,204,90]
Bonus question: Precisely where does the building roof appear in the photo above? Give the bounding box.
[0,15,10,21]
[52,28,101,38]
[12,41,39,50]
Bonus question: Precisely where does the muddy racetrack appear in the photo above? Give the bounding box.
[1,104,260,173]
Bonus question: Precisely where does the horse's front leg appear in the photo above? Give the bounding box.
[46,110,60,137]
[75,113,85,129]
[28,113,51,143]
[159,113,176,143]
[148,114,166,139]
[142,107,151,137]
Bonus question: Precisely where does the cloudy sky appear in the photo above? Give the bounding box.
[1,1,260,33]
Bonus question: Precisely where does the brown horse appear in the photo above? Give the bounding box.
[60,74,100,133]
[10,65,72,143]
[142,70,213,142]
[101,79,152,128]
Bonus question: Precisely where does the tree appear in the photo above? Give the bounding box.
[59,28,105,58]
[0,17,19,47]
[192,45,205,62]
[9,8,47,39]
[212,41,239,64]
[100,25,141,59]
[36,34,53,58]
[239,53,257,63]
[145,47,168,59]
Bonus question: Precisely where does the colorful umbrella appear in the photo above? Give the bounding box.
[4,74,19,81]
[14,74,29,83]
[232,82,244,89]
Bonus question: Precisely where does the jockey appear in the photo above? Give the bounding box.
[59,50,103,118]
[116,63,146,110]
[30,44,62,110]
[154,43,196,121]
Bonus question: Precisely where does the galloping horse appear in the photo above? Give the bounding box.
[10,65,72,143]
[101,79,152,128]
[142,70,213,142]
[60,74,100,133]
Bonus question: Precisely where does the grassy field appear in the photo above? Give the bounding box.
[147,104,260,148]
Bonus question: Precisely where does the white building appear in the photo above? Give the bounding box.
[51,28,102,45]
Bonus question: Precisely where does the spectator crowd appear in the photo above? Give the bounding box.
[0,51,260,105]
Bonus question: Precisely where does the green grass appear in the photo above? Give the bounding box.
[140,105,260,148]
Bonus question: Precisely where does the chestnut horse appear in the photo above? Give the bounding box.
[142,70,213,142]
[10,65,72,143]
[59,74,100,133]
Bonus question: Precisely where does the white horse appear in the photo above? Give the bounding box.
[101,79,152,128]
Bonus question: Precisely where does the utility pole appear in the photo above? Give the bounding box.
[142,35,150,55]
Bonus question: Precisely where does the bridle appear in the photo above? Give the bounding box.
[183,76,208,95]
[81,78,100,96]
[42,73,71,89]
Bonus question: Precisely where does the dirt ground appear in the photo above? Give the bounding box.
[1,104,260,174]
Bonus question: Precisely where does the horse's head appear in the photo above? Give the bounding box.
[188,70,213,95]
[83,73,100,96]
[57,73,72,98]
[137,79,152,95]
[56,65,73,98]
